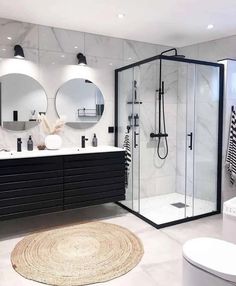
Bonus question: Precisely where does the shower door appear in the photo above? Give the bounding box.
[117,66,140,212]
[116,56,222,227]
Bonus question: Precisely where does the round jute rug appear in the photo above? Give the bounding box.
[11,222,144,286]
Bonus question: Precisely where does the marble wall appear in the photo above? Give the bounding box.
[180,39,236,204]
[0,17,169,150]
[220,60,236,205]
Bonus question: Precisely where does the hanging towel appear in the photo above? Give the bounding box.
[226,107,236,184]
[123,132,131,187]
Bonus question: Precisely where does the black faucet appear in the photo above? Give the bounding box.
[17,138,22,152]
[81,136,88,148]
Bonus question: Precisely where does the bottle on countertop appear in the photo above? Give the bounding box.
[92,133,98,147]
[17,138,22,152]
[27,135,33,151]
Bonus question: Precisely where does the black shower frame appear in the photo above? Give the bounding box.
[114,54,224,229]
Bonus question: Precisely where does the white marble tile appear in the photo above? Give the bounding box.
[0,18,38,49]
[39,50,76,65]
[123,40,158,62]
[142,259,183,286]
[85,33,123,60]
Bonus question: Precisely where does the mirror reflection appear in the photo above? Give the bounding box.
[0,74,47,131]
[56,78,104,129]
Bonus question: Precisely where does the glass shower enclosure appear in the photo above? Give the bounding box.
[115,53,224,228]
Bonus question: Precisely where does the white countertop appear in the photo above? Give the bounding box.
[0,146,124,160]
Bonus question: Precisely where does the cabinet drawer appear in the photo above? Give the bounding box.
[0,185,63,199]
[64,189,125,205]
[64,176,125,191]
[0,192,62,207]
[64,164,124,176]
[0,157,63,175]
[64,183,125,197]
[0,206,63,221]
[64,170,124,183]
[0,170,63,184]
[64,195,125,210]
[0,199,62,215]
[0,177,63,191]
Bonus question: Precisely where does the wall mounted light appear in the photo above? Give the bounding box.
[77,53,87,66]
[14,45,25,59]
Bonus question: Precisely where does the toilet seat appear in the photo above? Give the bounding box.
[183,237,236,283]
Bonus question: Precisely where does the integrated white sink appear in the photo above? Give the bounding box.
[0,146,124,160]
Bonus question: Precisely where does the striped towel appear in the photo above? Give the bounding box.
[226,108,236,184]
[123,133,131,187]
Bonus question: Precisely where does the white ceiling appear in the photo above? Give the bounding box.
[0,0,236,47]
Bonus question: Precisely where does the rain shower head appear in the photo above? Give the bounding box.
[160,48,185,58]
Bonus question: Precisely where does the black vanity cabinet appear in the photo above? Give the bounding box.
[0,156,64,220]
[63,151,125,210]
[0,151,125,221]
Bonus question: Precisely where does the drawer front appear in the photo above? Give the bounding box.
[64,151,125,208]
[0,156,63,220]
[0,157,63,175]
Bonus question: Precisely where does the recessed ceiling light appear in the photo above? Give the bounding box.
[2,48,6,51]
[117,13,125,19]
[74,46,78,49]
[109,63,113,66]
[61,54,65,58]
[128,57,132,60]
[7,36,12,40]
[207,24,214,30]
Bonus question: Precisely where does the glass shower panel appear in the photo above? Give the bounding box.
[139,59,190,225]
[193,65,219,215]
[184,63,196,218]
[117,68,134,210]
[132,66,141,212]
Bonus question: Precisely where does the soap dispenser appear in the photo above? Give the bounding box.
[27,135,33,151]
[92,134,98,147]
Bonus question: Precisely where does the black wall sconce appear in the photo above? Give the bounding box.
[14,45,25,59]
[77,53,87,66]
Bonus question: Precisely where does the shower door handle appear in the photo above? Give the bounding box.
[134,131,139,148]
[187,132,193,150]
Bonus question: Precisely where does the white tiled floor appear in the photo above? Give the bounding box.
[139,193,216,224]
[0,203,223,286]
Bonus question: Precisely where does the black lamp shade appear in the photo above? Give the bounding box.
[77,53,87,66]
[14,45,25,59]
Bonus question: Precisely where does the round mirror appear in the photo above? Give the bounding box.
[0,74,47,131]
[55,78,104,129]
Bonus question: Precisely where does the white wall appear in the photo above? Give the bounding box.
[0,17,170,151]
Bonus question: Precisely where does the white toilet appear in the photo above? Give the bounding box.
[183,237,236,286]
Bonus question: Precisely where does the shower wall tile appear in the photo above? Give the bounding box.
[85,33,123,60]
[140,176,176,198]
[123,40,158,62]
[219,60,236,204]
[180,34,236,63]
[138,59,178,199]
[39,50,75,65]
[0,18,38,49]
[38,26,85,53]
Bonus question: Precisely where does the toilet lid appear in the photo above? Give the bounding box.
[183,237,236,282]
